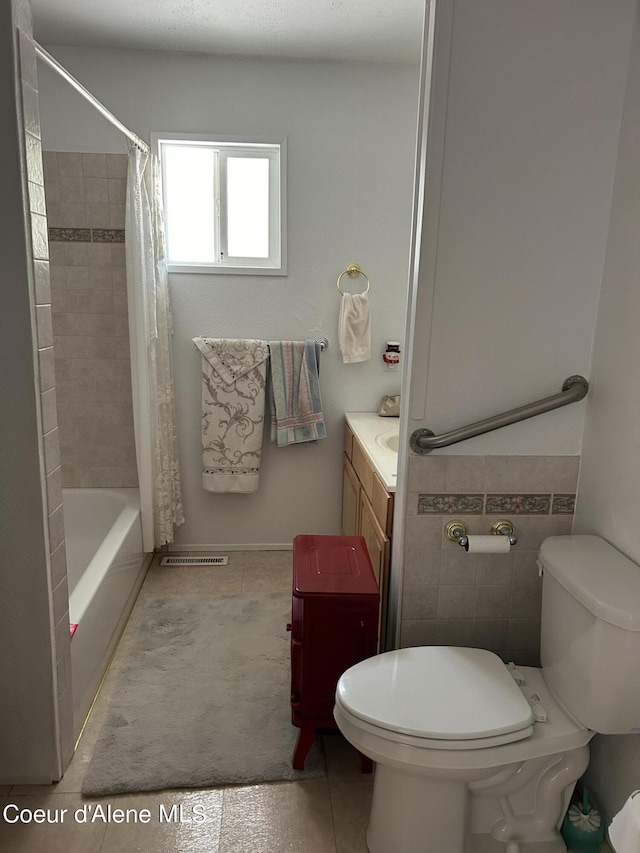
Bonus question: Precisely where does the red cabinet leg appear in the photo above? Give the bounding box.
[359,751,373,774]
[292,726,316,770]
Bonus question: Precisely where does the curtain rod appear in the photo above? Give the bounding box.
[34,42,150,155]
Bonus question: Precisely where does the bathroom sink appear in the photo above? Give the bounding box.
[345,414,398,492]
[375,430,399,453]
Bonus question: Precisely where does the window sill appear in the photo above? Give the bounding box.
[167,263,287,276]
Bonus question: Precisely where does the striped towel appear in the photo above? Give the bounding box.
[268,340,327,446]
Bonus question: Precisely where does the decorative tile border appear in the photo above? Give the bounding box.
[49,227,125,244]
[486,494,551,515]
[92,229,126,243]
[48,228,91,242]
[417,492,577,515]
[552,494,576,514]
[418,495,484,514]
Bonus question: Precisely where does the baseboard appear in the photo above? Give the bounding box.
[169,543,294,552]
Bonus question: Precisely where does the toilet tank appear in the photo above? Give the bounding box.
[539,535,640,734]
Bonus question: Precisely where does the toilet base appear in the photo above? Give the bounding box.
[366,767,569,853]
[366,828,567,853]
[466,836,566,853]
[361,749,587,853]
[366,827,567,853]
[360,745,590,853]
[366,763,467,853]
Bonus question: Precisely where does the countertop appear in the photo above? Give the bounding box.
[345,413,399,493]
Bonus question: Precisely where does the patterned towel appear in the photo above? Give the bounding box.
[268,341,326,447]
[193,338,269,493]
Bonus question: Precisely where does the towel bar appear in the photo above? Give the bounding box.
[410,375,589,454]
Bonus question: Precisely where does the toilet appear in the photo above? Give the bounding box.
[334,535,640,853]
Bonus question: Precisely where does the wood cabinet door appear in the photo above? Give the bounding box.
[351,437,375,501]
[359,491,390,648]
[344,422,354,461]
[341,454,361,537]
[372,471,394,535]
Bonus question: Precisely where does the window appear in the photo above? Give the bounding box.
[155,135,286,275]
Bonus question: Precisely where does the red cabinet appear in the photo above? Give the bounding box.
[289,534,379,770]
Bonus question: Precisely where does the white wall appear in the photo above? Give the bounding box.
[38,47,419,546]
[405,0,634,456]
[574,2,640,822]
[396,0,639,818]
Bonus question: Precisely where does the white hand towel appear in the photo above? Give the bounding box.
[338,292,371,363]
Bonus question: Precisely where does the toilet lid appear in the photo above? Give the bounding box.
[337,647,534,741]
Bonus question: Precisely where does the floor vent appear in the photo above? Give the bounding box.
[160,556,229,567]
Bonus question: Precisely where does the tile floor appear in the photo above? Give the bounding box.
[0,551,373,853]
[0,551,614,853]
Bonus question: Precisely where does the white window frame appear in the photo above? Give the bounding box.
[152,133,287,276]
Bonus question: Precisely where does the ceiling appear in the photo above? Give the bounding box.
[30,0,425,65]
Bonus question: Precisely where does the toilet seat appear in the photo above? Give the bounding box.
[336,647,534,748]
[334,699,537,753]
[335,657,592,767]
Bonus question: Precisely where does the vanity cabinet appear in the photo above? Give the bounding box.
[342,422,393,647]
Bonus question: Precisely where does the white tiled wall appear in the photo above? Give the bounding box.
[18,28,75,771]
[43,152,137,489]
[44,151,127,228]
[401,454,579,664]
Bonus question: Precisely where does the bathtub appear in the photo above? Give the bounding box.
[64,488,148,734]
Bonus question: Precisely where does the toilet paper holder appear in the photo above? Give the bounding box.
[490,519,518,545]
[445,520,470,548]
[445,519,518,547]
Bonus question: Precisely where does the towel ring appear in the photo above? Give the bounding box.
[337,263,370,295]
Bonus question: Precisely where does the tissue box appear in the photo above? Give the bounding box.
[378,395,400,417]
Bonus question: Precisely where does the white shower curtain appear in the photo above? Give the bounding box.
[125,144,184,551]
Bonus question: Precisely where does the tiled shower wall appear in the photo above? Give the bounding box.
[401,454,579,665]
[17,29,75,769]
[42,152,138,488]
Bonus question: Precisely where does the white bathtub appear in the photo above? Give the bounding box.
[64,488,148,733]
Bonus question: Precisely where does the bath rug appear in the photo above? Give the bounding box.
[82,593,325,795]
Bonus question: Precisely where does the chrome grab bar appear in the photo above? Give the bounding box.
[409,375,589,454]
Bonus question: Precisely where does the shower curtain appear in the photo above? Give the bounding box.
[125,145,184,551]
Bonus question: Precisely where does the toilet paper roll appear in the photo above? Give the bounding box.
[464,535,511,554]
[609,791,640,853]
